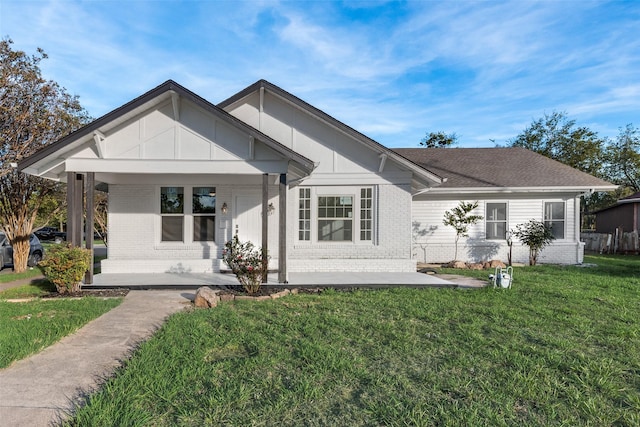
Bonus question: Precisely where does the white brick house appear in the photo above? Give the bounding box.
[19,80,615,282]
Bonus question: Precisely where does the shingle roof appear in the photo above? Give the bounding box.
[392,147,615,190]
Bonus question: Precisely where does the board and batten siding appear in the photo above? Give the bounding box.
[412,193,583,265]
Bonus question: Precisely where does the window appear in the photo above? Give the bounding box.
[486,202,507,240]
[544,201,565,239]
[360,188,372,241]
[318,196,353,241]
[193,187,216,242]
[161,186,184,242]
[298,188,311,241]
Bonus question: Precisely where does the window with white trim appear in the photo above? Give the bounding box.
[160,186,216,243]
[544,201,565,239]
[192,187,216,242]
[486,202,507,240]
[298,188,311,241]
[297,186,374,243]
[318,196,353,241]
[360,188,373,241]
[161,186,185,242]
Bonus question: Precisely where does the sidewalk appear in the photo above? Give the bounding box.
[0,290,192,426]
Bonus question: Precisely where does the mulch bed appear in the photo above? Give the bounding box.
[43,288,130,298]
[216,285,325,297]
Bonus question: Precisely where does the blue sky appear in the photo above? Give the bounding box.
[1,0,638,148]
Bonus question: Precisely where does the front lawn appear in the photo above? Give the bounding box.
[0,297,123,368]
[69,255,640,426]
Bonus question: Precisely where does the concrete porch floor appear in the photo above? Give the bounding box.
[85,271,465,289]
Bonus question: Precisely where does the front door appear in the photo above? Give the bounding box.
[234,193,262,245]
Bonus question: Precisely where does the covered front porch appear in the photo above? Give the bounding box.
[85,271,462,289]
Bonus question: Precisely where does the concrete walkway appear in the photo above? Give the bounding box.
[0,290,192,427]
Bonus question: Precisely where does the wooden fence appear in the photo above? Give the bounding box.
[581,230,639,254]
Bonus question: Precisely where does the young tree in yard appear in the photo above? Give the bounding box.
[512,220,555,266]
[443,201,483,261]
[0,39,89,272]
[420,131,458,148]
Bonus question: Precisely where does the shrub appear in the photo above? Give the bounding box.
[512,220,555,266]
[222,236,268,294]
[39,244,92,294]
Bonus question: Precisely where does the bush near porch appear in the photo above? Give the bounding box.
[68,255,640,426]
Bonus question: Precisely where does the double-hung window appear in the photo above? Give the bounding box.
[486,202,507,240]
[161,186,184,242]
[193,187,216,242]
[544,201,565,239]
[160,186,216,243]
[318,196,353,241]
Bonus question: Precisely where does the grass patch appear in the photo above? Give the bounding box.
[69,255,640,426]
[0,279,56,299]
[0,267,43,283]
[0,297,123,369]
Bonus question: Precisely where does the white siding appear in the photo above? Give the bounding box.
[412,192,583,265]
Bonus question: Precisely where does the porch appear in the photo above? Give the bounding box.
[84,271,462,289]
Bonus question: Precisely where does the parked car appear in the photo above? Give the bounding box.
[0,232,45,269]
[35,226,59,240]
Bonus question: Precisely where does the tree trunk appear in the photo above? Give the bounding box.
[11,237,30,273]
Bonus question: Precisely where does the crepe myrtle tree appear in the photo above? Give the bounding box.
[443,201,483,261]
[0,38,89,272]
[512,220,555,266]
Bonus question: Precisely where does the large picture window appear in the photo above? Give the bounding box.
[486,202,507,240]
[161,186,184,242]
[544,201,565,239]
[318,196,353,241]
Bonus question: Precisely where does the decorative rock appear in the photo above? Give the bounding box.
[291,288,299,295]
[482,262,491,269]
[489,260,507,269]
[447,261,468,269]
[194,287,220,308]
[271,289,291,300]
[219,293,235,302]
[467,263,484,270]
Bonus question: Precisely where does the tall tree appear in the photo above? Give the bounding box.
[605,124,640,193]
[0,38,89,272]
[509,111,606,177]
[420,131,458,148]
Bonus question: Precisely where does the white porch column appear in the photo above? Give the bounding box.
[261,173,268,283]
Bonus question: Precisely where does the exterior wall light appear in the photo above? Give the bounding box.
[221,202,228,214]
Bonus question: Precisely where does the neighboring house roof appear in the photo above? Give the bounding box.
[18,80,316,179]
[592,191,640,214]
[619,191,640,203]
[393,147,617,193]
[219,79,444,188]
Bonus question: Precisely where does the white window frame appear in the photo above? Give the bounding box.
[296,186,375,245]
[544,200,566,240]
[485,202,508,240]
[157,185,217,246]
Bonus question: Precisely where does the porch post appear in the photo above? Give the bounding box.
[73,173,84,247]
[84,172,95,284]
[261,173,268,283]
[278,173,287,283]
[66,172,75,246]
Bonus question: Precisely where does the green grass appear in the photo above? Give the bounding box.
[0,297,123,369]
[0,279,55,299]
[0,267,43,283]
[69,255,640,426]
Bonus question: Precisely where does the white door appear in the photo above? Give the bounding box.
[234,194,262,244]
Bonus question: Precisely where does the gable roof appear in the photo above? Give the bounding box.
[219,80,444,188]
[393,147,616,193]
[19,80,316,179]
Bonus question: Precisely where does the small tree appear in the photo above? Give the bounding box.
[512,220,555,266]
[443,201,483,260]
